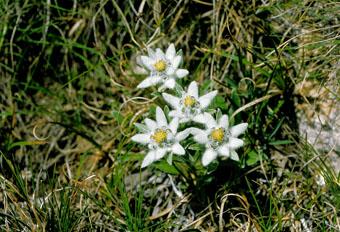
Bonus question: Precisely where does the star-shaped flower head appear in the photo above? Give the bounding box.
[192,113,248,166]
[162,81,218,123]
[137,44,189,90]
[131,107,190,168]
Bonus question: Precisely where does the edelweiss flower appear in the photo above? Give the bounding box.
[192,113,248,166]
[162,81,217,123]
[131,107,190,168]
[137,44,189,90]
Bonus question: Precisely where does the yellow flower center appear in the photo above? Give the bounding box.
[151,129,168,144]
[153,60,167,72]
[183,96,196,107]
[211,128,224,142]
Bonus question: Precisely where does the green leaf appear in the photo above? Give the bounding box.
[187,143,201,151]
[201,79,212,92]
[149,105,156,116]
[211,95,227,110]
[8,140,47,150]
[163,105,170,117]
[151,91,162,98]
[246,150,259,166]
[231,88,241,107]
[206,161,219,173]
[268,140,294,145]
[268,117,285,139]
[122,153,144,162]
[153,160,179,175]
[112,110,124,124]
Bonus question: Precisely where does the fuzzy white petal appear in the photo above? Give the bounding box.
[228,137,244,150]
[162,93,180,109]
[131,133,150,144]
[155,48,165,57]
[144,118,157,131]
[230,123,248,137]
[187,81,198,98]
[230,150,240,161]
[135,56,144,67]
[199,90,218,108]
[176,128,191,141]
[141,151,156,168]
[137,77,153,89]
[218,144,230,157]
[192,114,206,124]
[193,112,216,128]
[179,117,190,123]
[163,78,176,89]
[189,127,209,144]
[192,114,205,124]
[169,117,179,134]
[169,110,183,118]
[166,43,176,60]
[218,115,229,128]
[137,76,161,89]
[134,65,148,75]
[171,143,185,155]
[166,66,176,75]
[156,107,168,127]
[140,56,154,70]
[147,48,156,58]
[189,127,203,135]
[176,69,189,78]
[202,149,218,166]
[155,148,167,160]
[193,130,209,144]
[172,56,182,69]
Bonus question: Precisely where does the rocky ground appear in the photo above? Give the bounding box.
[296,71,340,173]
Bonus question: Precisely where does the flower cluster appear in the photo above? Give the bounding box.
[137,44,189,90]
[132,44,247,168]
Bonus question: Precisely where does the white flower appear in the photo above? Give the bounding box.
[192,113,248,166]
[131,107,190,168]
[137,43,189,90]
[162,81,217,123]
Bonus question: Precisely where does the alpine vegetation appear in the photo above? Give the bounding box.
[192,113,248,166]
[137,43,189,90]
[131,107,190,168]
[133,43,248,169]
[162,81,217,123]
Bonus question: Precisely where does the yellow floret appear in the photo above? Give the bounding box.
[183,96,196,107]
[153,60,167,72]
[151,129,168,144]
[210,128,224,142]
